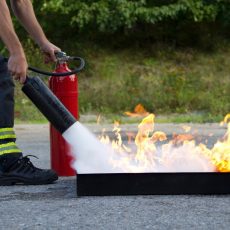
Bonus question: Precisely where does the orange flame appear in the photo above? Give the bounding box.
[172,133,194,145]
[151,131,167,142]
[181,125,191,133]
[202,113,230,172]
[124,104,150,117]
[99,112,230,172]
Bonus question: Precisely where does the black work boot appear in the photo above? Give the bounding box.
[0,153,58,185]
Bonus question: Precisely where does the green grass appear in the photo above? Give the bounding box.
[78,43,230,118]
[14,41,230,123]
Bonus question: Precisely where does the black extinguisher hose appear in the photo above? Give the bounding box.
[3,54,85,77]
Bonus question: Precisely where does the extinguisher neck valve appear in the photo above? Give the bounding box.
[55,51,70,63]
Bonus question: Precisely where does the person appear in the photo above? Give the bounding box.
[0,0,60,185]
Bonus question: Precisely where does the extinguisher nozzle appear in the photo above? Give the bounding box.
[22,76,76,134]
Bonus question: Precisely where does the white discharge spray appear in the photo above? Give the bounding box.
[62,122,117,173]
[62,121,216,174]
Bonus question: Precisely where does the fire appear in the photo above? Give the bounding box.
[172,133,194,145]
[182,125,191,133]
[99,112,230,173]
[124,104,149,117]
[200,113,230,172]
[135,114,156,163]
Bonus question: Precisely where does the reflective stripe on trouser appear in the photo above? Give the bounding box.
[0,55,15,128]
[0,128,16,140]
[0,142,21,155]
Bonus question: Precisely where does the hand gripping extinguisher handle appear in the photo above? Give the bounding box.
[22,76,77,134]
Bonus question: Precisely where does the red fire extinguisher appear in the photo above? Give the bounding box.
[49,52,79,176]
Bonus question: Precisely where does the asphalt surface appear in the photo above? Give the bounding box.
[0,123,229,230]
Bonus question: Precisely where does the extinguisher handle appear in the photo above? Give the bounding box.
[3,56,85,77]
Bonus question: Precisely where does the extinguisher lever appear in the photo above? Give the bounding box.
[55,51,69,62]
[54,51,86,76]
[55,51,83,65]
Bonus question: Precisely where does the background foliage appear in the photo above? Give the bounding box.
[1,0,230,122]
[41,0,230,31]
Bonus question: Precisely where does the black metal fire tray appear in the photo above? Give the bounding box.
[76,172,230,196]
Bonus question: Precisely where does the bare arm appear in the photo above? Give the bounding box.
[0,0,27,83]
[0,1,23,55]
[10,0,47,46]
[10,0,60,62]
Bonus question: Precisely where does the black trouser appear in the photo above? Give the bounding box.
[0,55,33,158]
[0,55,21,156]
[0,55,14,128]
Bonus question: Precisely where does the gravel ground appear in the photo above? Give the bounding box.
[0,123,229,230]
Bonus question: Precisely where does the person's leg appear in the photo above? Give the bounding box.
[0,55,58,185]
[0,55,21,155]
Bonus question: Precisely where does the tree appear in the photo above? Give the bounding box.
[40,0,229,33]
